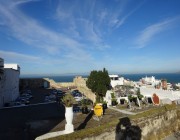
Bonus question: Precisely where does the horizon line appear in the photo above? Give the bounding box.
[20,71,179,77]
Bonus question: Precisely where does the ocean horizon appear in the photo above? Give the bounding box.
[20,73,180,83]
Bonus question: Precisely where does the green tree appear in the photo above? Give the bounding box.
[86,68,110,102]
[137,88,143,100]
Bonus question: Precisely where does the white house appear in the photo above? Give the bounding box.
[140,76,161,87]
[140,87,180,105]
[176,83,180,88]
[0,59,20,108]
[109,75,124,88]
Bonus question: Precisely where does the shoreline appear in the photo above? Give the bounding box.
[20,73,180,83]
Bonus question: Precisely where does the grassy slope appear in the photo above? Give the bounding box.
[48,104,178,140]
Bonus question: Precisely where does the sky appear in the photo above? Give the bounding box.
[0,0,180,75]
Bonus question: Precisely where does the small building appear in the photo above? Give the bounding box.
[161,79,167,90]
[176,83,180,88]
[109,75,124,88]
[140,76,161,87]
[0,59,20,108]
[140,87,180,105]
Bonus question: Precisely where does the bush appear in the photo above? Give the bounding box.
[62,93,76,107]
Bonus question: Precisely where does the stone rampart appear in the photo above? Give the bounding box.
[57,82,75,87]
[23,76,96,102]
[43,78,57,88]
[73,76,96,102]
[20,78,50,89]
[138,108,180,140]
[81,106,180,140]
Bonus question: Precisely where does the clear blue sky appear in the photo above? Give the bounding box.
[0,0,180,75]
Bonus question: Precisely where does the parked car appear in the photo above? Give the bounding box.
[71,90,79,95]
[52,89,57,94]
[44,96,51,102]
[74,96,83,102]
[21,93,33,99]
[49,94,56,100]
[27,90,32,94]
[72,92,82,97]
[20,95,30,100]
[20,99,30,105]
[56,91,65,98]
[13,102,25,107]
[16,96,27,101]
[57,90,63,94]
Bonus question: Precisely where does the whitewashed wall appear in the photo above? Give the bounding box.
[140,87,180,103]
[0,67,20,108]
[110,77,124,88]
[3,69,20,103]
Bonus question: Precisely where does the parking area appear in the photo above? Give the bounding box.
[0,88,94,140]
[4,87,93,112]
[30,88,52,104]
[0,88,67,140]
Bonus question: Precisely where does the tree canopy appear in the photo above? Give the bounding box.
[86,68,110,102]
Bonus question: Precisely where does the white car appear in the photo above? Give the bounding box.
[74,96,83,102]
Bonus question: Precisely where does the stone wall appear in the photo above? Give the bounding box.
[73,76,96,102]
[77,86,96,102]
[44,78,59,88]
[82,107,180,140]
[57,82,75,87]
[73,76,87,87]
[20,78,50,89]
[21,76,96,103]
[138,109,180,140]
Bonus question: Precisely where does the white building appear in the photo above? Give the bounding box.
[140,87,180,105]
[0,59,20,108]
[109,75,124,88]
[176,83,180,88]
[140,76,161,86]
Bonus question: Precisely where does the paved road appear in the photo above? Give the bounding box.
[108,106,137,115]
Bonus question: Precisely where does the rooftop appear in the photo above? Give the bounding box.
[4,64,20,71]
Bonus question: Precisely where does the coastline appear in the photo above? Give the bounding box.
[20,73,180,83]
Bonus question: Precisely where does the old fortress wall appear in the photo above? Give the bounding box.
[20,76,96,102]
[81,107,180,140]
[73,76,96,102]
[55,76,96,102]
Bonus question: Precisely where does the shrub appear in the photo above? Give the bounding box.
[62,93,76,107]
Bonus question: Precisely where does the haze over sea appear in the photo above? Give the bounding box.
[21,73,180,83]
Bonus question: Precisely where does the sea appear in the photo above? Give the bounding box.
[20,73,180,83]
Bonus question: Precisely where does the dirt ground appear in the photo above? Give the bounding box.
[48,108,126,132]
[35,103,161,136]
